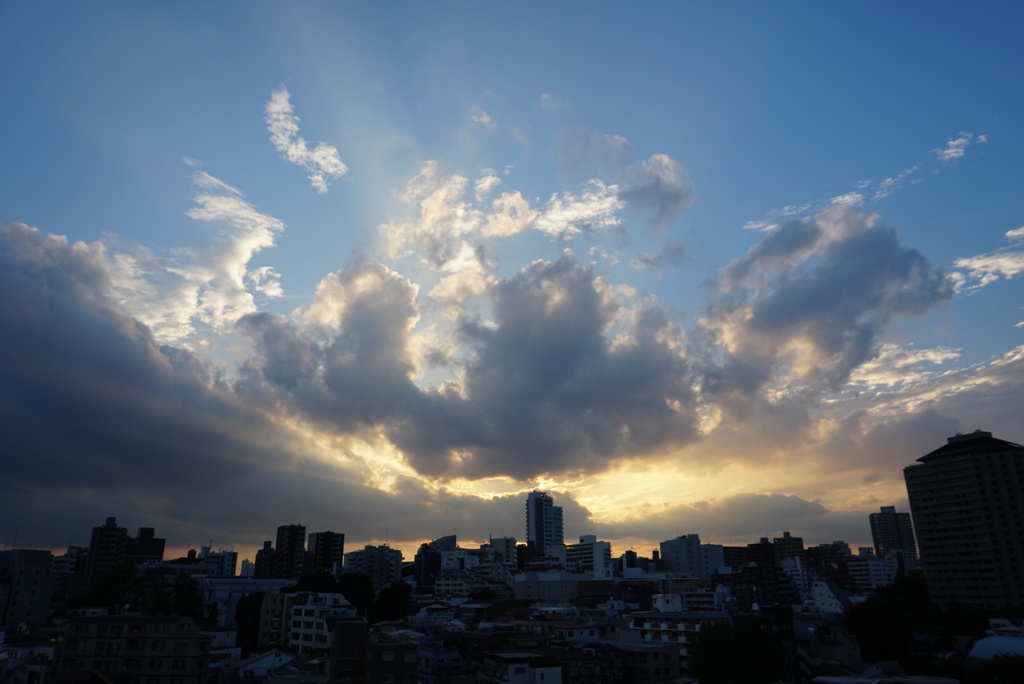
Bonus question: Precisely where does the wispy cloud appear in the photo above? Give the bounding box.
[107,169,285,343]
[470,106,495,129]
[266,87,348,193]
[954,225,1024,295]
[935,131,986,163]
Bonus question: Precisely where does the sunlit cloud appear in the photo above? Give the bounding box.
[265,87,348,193]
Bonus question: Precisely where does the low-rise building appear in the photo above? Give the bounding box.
[56,615,211,684]
[627,611,730,673]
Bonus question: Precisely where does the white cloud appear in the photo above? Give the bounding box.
[474,169,501,202]
[247,266,284,298]
[1006,226,1024,241]
[470,107,495,129]
[955,250,1024,290]
[828,192,864,207]
[266,87,348,193]
[848,344,961,389]
[873,165,919,200]
[935,132,976,163]
[107,170,285,343]
[534,180,623,237]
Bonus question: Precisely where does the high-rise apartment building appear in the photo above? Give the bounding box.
[308,531,345,572]
[904,430,1024,610]
[869,506,917,557]
[525,491,564,552]
[274,525,307,579]
[85,517,128,590]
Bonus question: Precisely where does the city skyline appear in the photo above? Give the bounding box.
[2,4,1023,562]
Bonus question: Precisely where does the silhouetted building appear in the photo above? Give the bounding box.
[274,525,307,579]
[308,531,345,573]
[904,430,1024,609]
[0,549,53,628]
[124,527,166,565]
[254,541,276,579]
[57,615,211,684]
[772,531,804,563]
[526,490,564,551]
[343,545,403,592]
[869,506,917,557]
[85,516,128,590]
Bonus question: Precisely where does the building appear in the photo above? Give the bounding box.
[0,549,53,628]
[659,534,724,579]
[307,531,345,573]
[904,430,1024,609]
[342,545,403,591]
[772,531,804,563]
[526,490,564,551]
[869,506,917,557]
[123,527,166,566]
[286,592,357,652]
[85,516,129,589]
[479,651,562,684]
[254,541,276,578]
[628,611,730,673]
[274,524,307,580]
[566,535,612,577]
[57,615,211,684]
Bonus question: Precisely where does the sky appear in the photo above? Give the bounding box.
[2,3,1023,564]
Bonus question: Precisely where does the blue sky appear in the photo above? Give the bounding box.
[2,3,1023,559]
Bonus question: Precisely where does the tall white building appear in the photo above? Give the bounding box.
[526,491,564,551]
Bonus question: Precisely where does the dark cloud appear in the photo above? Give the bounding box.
[394,254,700,478]
[555,127,694,231]
[618,154,695,231]
[703,207,956,401]
[0,223,298,543]
[235,253,701,480]
[632,241,687,269]
[589,492,876,548]
[0,225,608,553]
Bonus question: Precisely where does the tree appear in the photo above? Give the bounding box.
[368,581,411,624]
[337,573,375,616]
[293,571,340,593]
[235,592,265,653]
[689,618,786,684]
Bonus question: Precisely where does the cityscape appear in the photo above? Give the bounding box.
[2,429,1023,683]
[3,3,1024,684]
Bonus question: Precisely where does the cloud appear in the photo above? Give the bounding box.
[266,87,348,193]
[828,192,865,207]
[619,154,695,230]
[702,206,956,402]
[474,169,501,202]
[0,222,306,548]
[470,106,495,129]
[107,170,285,343]
[537,91,571,112]
[935,131,984,163]
[394,254,700,479]
[632,241,687,270]
[555,127,694,230]
[954,226,1024,293]
[848,344,961,389]
[534,180,623,237]
[873,165,919,201]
